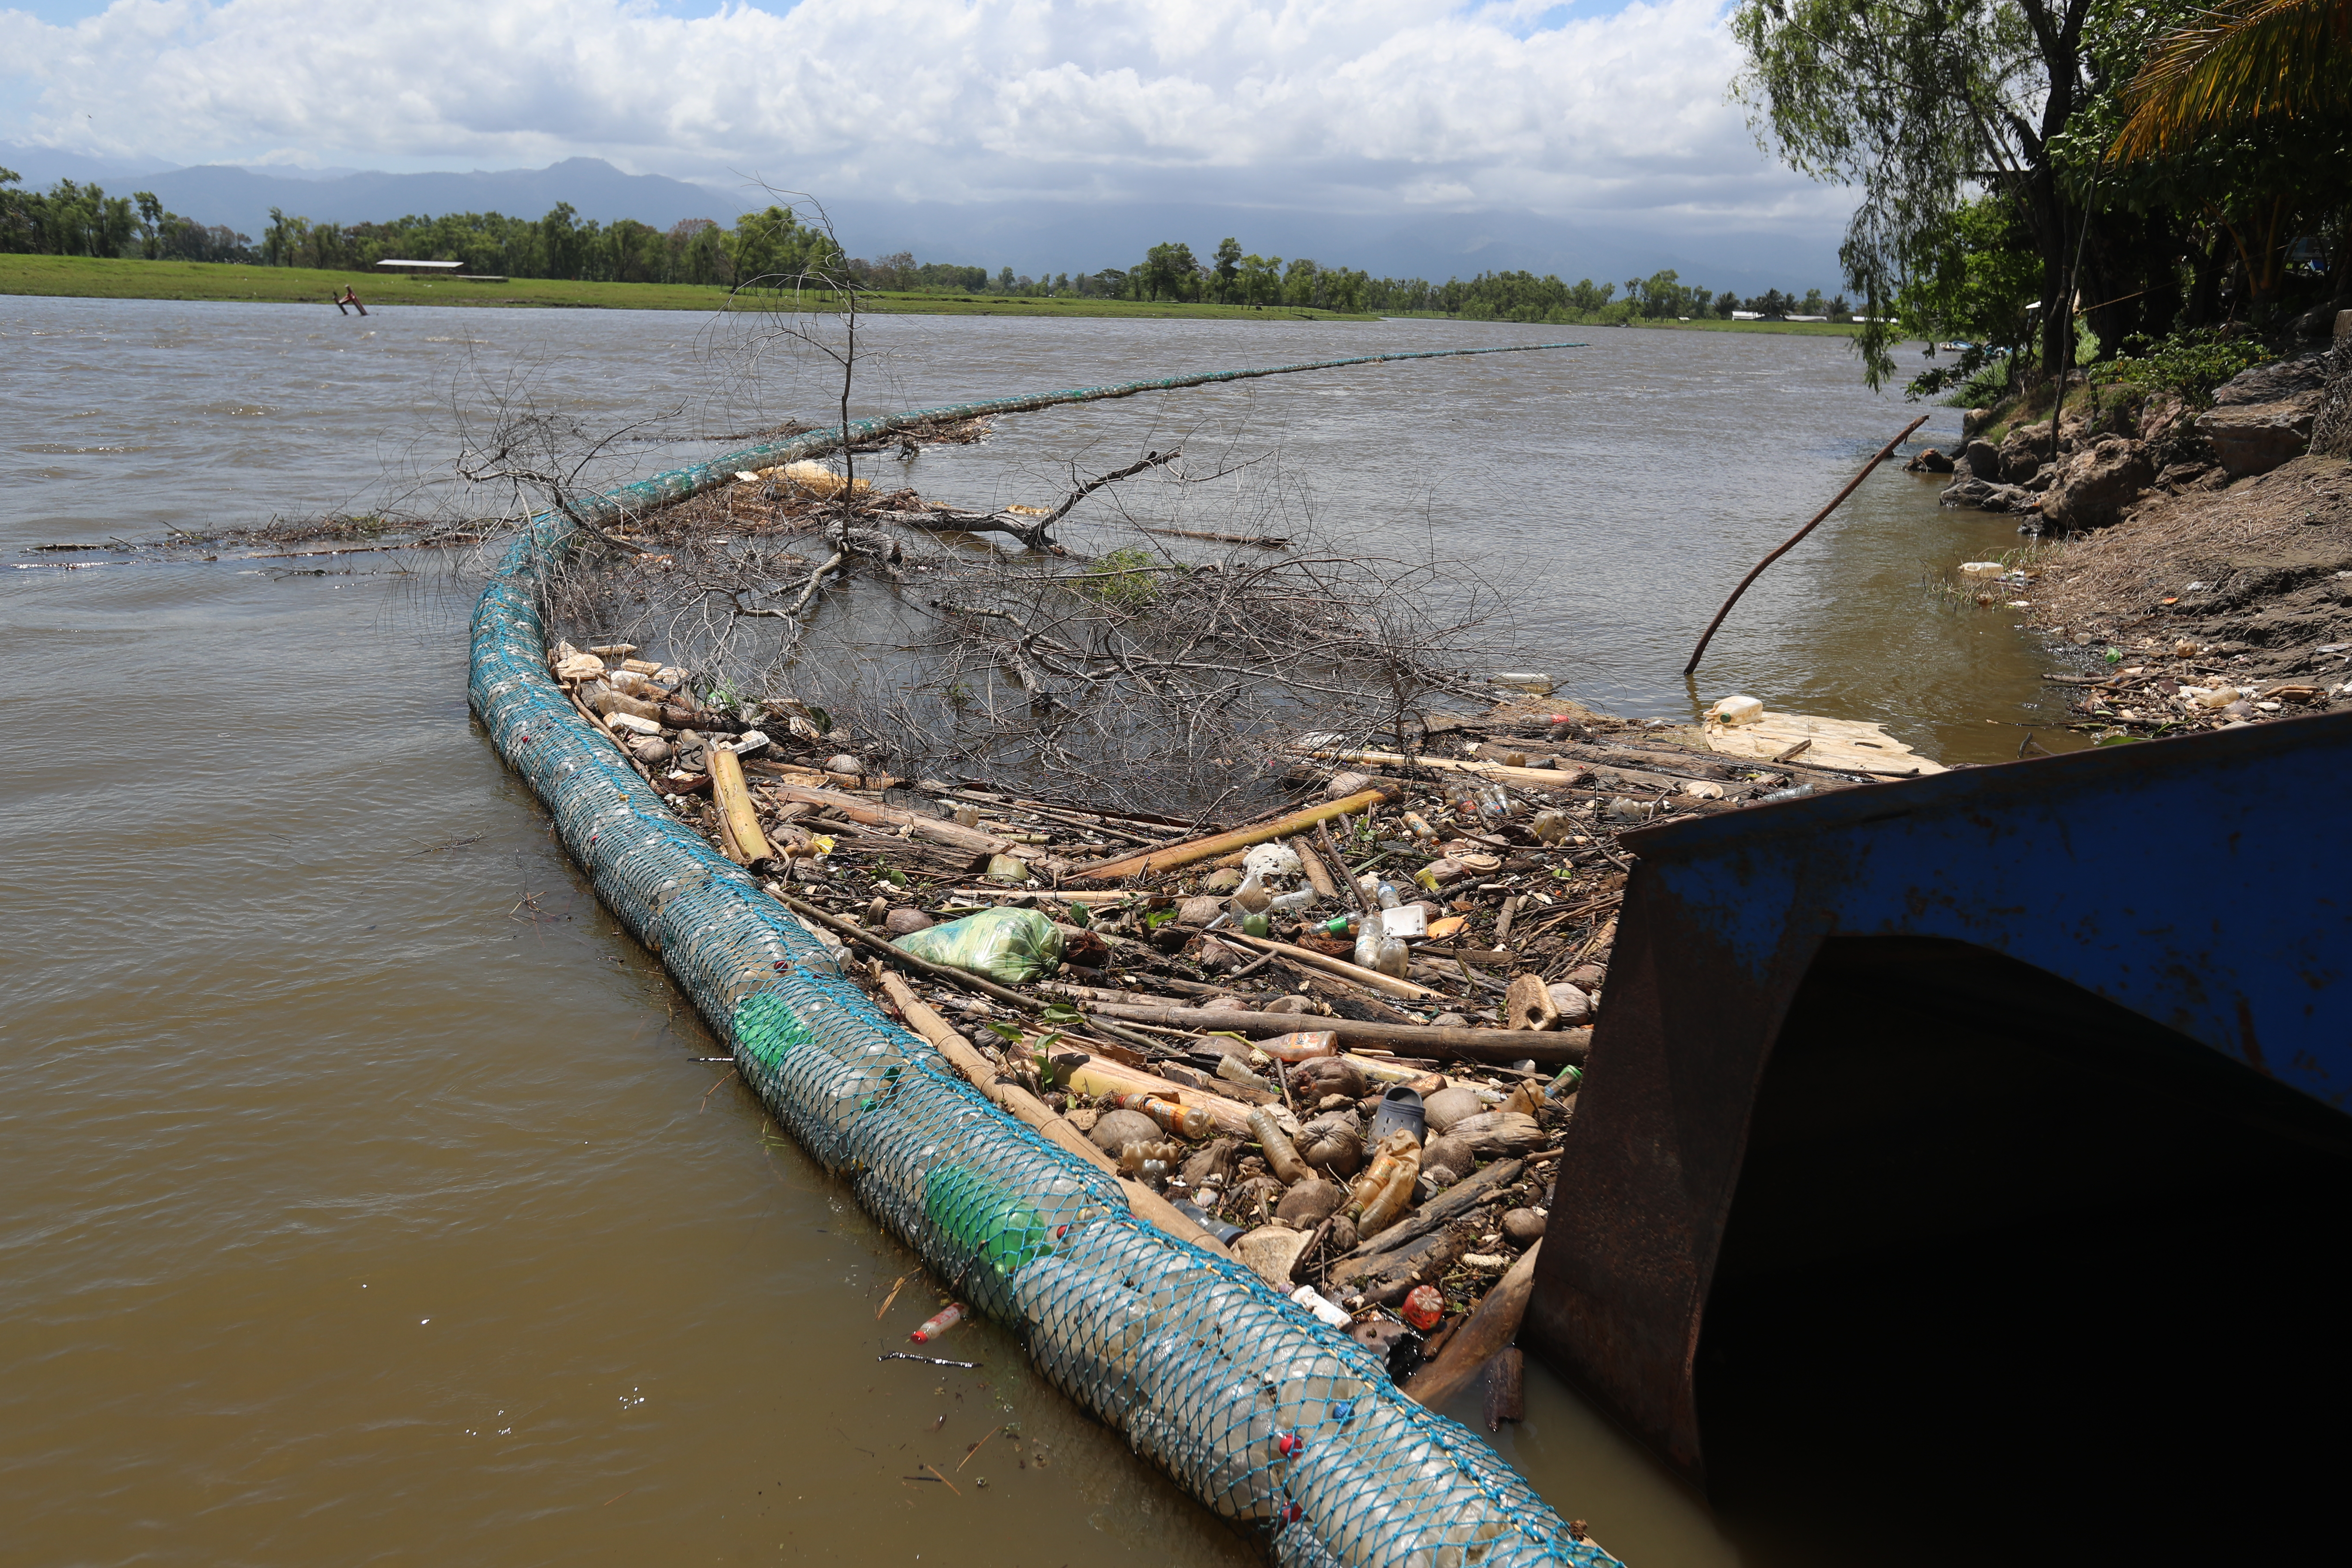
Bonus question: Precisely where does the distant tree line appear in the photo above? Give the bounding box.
[2,171,1849,321]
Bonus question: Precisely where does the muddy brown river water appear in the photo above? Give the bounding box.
[2,296,2062,1566]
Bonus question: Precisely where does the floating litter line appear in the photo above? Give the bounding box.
[468,342,1620,1566]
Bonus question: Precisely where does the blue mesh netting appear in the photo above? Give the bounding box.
[468,344,1620,1566]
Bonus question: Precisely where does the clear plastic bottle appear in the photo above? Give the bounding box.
[1372,933,1411,978]
[1248,1107,1313,1184]
[1265,887,1317,914]
[1216,1054,1274,1093]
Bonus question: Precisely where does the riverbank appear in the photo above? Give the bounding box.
[1945,340,2352,736]
[0,254,1378,319]
[4,255,1858,336]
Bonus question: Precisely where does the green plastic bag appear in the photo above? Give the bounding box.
[892,906,1065,983]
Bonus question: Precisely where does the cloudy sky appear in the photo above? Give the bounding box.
[0,0,1854,276]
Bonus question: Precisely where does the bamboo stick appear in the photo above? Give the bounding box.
[1298,748,1596,793]
[1403,1241,1543,1409]
[1221,931,1440,1000]
[1060,1055,1260,1138]
[709,745,774,862]
[1290,836,1340,900]
[1070,1001,1590,1064]
[1072,789,1392,880]
[762,781,1068,875]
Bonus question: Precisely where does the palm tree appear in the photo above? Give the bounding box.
[2111,0,2352,161]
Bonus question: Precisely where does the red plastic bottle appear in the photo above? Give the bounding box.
[1401,1285,1445,1332]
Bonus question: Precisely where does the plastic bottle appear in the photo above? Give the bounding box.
[1372,934,1411,978]
[1112,1092,1213,1139]
[1322,914,1354,937]
[1349,1129,1422,1210]
[1401,1284,1446,1331]
[1265,888,1317,914]
[1377,882,1400,910]
[1355,1148,1421,1237]
[1173,1199,1245,1245]
[1118,1139,1181,1179]
[1255,1031,1338,1063]
[1216,1055,1274,1093]
[1289,1284,1352,1329]
[910,1303,965,1342]
[1402,811,1437,839]
[1248,1107,1313,1184]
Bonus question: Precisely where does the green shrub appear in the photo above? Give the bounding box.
[1082,547,1161,609]
[2094,329,2273,408]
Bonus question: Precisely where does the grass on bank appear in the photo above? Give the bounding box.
[1,254,1865,337]
[0,254,1375,319]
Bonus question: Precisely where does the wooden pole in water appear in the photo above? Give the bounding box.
[1682,414,1929,677]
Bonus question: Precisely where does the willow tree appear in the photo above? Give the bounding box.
[1732,0,2099,386]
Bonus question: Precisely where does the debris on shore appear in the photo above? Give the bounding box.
[545,634,1906,1391]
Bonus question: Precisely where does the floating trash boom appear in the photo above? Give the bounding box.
[468,341,1616,1566]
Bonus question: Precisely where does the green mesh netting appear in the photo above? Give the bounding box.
[468,343,1622,1566]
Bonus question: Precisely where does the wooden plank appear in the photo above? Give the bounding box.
[1701,711,1946,775]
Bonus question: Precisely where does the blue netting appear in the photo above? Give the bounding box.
[469,344,1620,1566]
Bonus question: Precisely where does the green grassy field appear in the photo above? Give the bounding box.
[4,254,1868,337]
[0,254,1380,320]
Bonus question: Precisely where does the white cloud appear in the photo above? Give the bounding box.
[0,0,1849,236]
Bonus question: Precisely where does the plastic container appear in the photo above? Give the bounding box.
[1256,1031,1339,1063]
[1380,904,1427,940]
[1248,1107,1314,1184]
[911,1303,966,1342]
[1709,694,1765,726]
